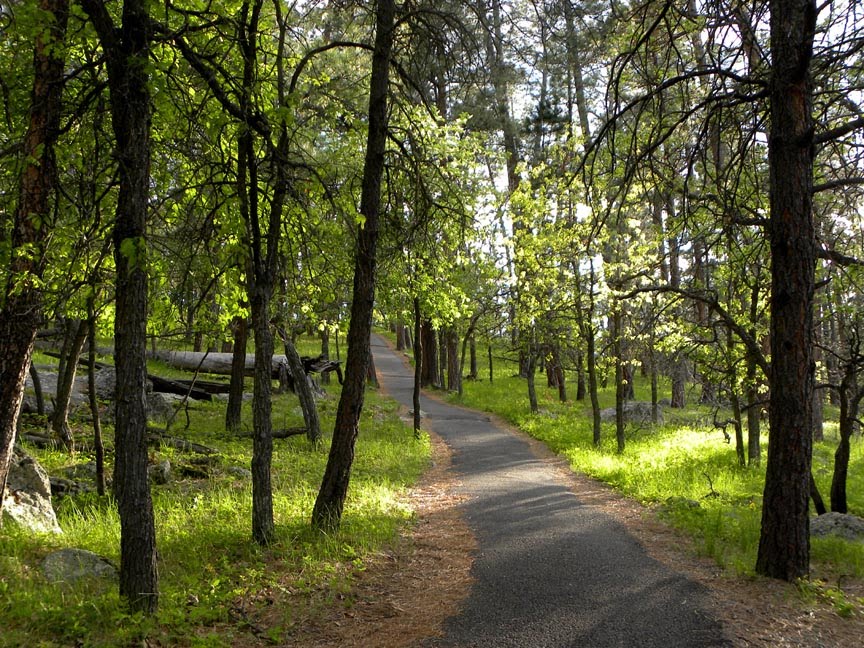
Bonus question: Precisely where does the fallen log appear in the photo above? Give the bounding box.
[146,427,218,454]
[238,427,307,439]
[150,350,342,383]
[148,375,212,402]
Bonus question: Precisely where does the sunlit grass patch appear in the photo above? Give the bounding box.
[454,364,864,580]
[1,346,430,647]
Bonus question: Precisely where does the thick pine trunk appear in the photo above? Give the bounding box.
[420,319,438,387]
[312,0,394,531]
[756,0,816,581]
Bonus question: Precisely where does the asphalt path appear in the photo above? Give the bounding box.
[371,334,729,648]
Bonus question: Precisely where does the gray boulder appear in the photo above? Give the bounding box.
[42,548,117,583]
[148,459,171,485]
[226,466,252,479]
[2,450,61,534]
[600,401,663,426]
[811,512,864,542]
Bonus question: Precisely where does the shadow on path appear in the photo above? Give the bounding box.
[371,334,728,647]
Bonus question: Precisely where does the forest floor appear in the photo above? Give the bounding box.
[274,425,864,648]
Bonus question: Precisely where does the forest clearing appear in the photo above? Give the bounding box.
[2,0,864,645]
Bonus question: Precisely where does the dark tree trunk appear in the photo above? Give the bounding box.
[488,343,493,383]
[810,472,827,516]
[281,336,321,445]
[413,296,422,438]
[527,349,539,414]
[226,315,247,433]
[420,319,439,387]
[87,299,106,496]
[250,284,275,545]
[469,334,478,380]
[312,0,394,531]
[320,329,331,385]
[82,0,159,613]
[438,329,446,388]
[0,0,68,526]
[614,312,625,454]
[82,0,159,611]
[52,319,88,451]
[30,365,45,416]
[576,351,586,401]
[830,378,860,513]
[446,328,460,393]
[395,322,405,351]
[367,352,380,388]
[756,0,816,582]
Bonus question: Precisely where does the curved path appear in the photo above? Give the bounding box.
[371,334,729,647]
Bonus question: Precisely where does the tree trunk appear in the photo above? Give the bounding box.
[87,299,106,496]
[446,328,460,393]
[527,348,539,414]
[282,336,321,445]
[0,0,68,527]
[830,379,859,513]
[756,0,816,582]
[51,319,88,451]
[576,351,586,401]
[226,316,247,433]
[312,0,394,531]
[81,0,159,613]
[488,343,493,383]
[250,284,275,545]
[413,296,422,438]
[469,334,478,380]
[420,319,438,387]
[320,329,331,385]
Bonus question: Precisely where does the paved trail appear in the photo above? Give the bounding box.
[371,334,728,648]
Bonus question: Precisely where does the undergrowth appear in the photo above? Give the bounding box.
[1,346,429,648]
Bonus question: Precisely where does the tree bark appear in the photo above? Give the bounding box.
[756,0,817,582]
[413,296,422,438]
[81,0,159,613]
[0,0,68,527]
[51,319,88,451]
[281,336,321,445]
[225,315,247,433]
[312,0,394,531]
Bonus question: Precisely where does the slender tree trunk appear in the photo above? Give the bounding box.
[320,329,331,386]
[527,348,539,414]
[413,296,422,438]
[282,336,321,445]
[614,310,625,454]
[87,299,105,496]
[830,379,859,513]
[756,0,816,582]
[226,315,247,433]
[469,334,478,380]
[312,0,394,531]
[0,0,68,526]
[420,319,438,387]
[488,343,493,383]
[52,319,88,451]
[446,328,460,393]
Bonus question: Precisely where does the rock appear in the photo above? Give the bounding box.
[147,391,179,423]
[49,476,91,498]
[811,512,864,542]
[226,466,252,479]
[92,367,116,400]
[41,548,117,583]
[148,459,171,485]
[2,450,62,534]
[600,401,663,426]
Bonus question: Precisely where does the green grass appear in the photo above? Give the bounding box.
[451,358,864,581]
[1,348,429,648]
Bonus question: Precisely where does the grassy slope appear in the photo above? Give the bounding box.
[451,361,864,581]
[1,341,429,647]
